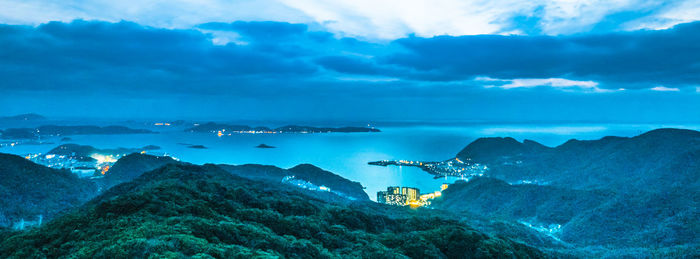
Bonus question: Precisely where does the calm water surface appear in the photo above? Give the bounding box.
[3,124,698,200]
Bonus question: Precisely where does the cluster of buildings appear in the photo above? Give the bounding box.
[377,183,449,207]
[369,157,488,179]
[216,129,279,136]
[24,152,122,178]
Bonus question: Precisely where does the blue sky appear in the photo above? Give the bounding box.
[0,0,699,122]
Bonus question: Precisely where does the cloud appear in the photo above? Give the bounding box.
[477,77,613,93]
[650,86,681,92]
[3,19,699,99]
[623,0,700,31]
[0,20,322,94]
[379,21,700,88]
[0,0,698,40]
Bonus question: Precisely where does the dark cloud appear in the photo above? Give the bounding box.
[376,21,700,88]
[0,20,698,122]
[0,20,319,93]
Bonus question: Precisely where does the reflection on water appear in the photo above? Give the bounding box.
[2,124,699,200]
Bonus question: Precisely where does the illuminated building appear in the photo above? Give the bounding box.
[441,183,449,191]
[377,184,448,207]
[387,186,401,194]
[401,187,420,201]
[377,189,408,206]
[383,193,407,206]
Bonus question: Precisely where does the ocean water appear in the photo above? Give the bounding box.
[3,123,698,200]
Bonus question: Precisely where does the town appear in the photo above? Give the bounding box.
[24,151,126,178]
[368,157,489,179]
[22,144,172,179]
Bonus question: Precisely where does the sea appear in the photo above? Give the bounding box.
[3,123,699,201]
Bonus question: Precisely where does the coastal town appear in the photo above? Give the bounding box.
[368,157,489,179]
[187,122,380,136]
[24,151,125,178]
[21,144,171,179]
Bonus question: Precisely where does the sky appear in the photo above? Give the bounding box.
[0,0,699,123]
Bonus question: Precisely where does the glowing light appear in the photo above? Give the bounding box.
[101,165,110,175]
[90,154,117,164]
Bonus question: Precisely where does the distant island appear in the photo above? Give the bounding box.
[186,122,380,135]
[0,113,46,122]
[187,144,207,149]
[255,144,275,148]
[0,125,155,140]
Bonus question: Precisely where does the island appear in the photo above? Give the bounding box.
[0,125,155,140]
[255,144,276,148]
[0,113,46,122]
[187,145,207,149]
[186,122,380,135]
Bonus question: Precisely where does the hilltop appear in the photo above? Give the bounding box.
[218,163,370,201]
[0,163,543,258]
[99,153,181,190]
[456,128,700,191]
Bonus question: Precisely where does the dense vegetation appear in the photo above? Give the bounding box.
[443,128,700,255]
[433,178,700,249]
[100,153,180,190]
[219,163,370,201]
[0,153,97,228]
[433,178,612,225]
[0,164,543,258]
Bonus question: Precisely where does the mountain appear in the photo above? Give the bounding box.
[0,153,97,228]
[218,163,370,201]
[456,128,700,192]
[99,153,180,190]
[99,153,370,201]
[0,163,543,258]
[433,178,613,225]
[288,164,370,200]
[437,128,700,254]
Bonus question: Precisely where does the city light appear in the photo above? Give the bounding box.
[90,154,116,164]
